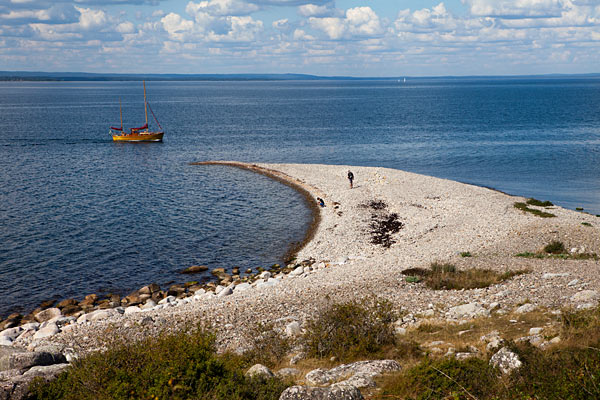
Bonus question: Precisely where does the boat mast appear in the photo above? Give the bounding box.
[143,80,148,130]
[119,97,123,130]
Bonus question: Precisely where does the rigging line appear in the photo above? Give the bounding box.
[147,102,163,131]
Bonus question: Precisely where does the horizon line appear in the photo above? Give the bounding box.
[1,70,599,81]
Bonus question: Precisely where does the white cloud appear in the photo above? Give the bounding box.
[462,0,565,18]
[116,20,135,33]
[298,3,334,17]
[186,0,259,17]
[76,6,106,29]
[309,6,382,39]
[293,28,314,40]
[161,12,194,41]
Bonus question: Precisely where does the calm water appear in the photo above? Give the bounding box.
[1,78,599,317]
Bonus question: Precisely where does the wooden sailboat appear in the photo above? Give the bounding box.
[111,81,164,142]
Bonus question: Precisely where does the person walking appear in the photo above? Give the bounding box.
[347,170,354,189]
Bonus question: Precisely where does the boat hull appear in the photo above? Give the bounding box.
[112,131,164,142]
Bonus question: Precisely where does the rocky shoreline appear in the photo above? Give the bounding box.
[2,162,600,399]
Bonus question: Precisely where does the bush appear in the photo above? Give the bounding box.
[28,327,288,400]
[302,298,397,360]
[244,322,291,367]
[544,240,566,254]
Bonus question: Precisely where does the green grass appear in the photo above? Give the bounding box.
[401,263,528,291]
[460,251,472,258]
[582,222,592,227]
[28,327,289,400]
[526,198,554,207]
[576,207,584,211]
[514,202,556,218]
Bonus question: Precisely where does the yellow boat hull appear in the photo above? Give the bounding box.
[112,131,164,142]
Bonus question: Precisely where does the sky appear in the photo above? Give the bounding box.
[1,0,600,76]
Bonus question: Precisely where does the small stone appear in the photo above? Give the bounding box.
[245,364,274,379]
[542,273,569,279]
[158,295,176,305]
[276,368,301,379]
[279,385,364,400]
[217,287,233,297]
[260,271,272,280]
[514,303,537,314]
[181,265,208,274]
[124,306,142,315]
[285,321,301,337]
[490,347,522,374]
[568,279,580,287]
[529,327,543,335]
[447,303,490,319]
[235,282,251,292]
[290,266,304,277]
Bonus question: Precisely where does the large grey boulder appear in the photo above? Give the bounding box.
[279,385,363,400]
[571,290,600,303]
[32,323,60,340]
[490,347,522,374]
[305,360,401,386]
[1,350,66,372]
[34,308,62,323]
[23,363,69,378]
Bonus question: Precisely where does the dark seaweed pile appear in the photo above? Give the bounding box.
[362,200,405,248]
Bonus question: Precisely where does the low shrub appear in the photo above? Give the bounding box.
[582,222,592,227]
[460,251,472,257]
[302,298,397,361]
[244,322,291,367]
[543,240,566,254]
[28,327,288,400]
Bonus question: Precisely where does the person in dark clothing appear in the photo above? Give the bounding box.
[317,197,325,207]
[347,170,354,189]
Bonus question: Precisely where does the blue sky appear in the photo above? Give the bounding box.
[1,0,599,76]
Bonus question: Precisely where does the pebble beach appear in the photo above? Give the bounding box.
[2,162,600,396]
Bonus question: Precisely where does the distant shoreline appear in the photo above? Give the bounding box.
[1,71,599,82]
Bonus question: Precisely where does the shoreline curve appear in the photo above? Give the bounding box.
[190,161,322,263]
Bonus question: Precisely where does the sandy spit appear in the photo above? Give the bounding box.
[48,162,600,353]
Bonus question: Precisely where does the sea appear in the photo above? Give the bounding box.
[1,77,599,318]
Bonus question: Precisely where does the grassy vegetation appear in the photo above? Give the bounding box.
[302,298,397,361]
[28,294,600,400]
[514,202,556,218]
[516,240,599,260]
[373,305,600,400]
[582,222,593,227]
[402,262,528,290]
[459,251,472,257]
[526,198,554,207]
[28,327,289,400]
[544,240,566,254]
